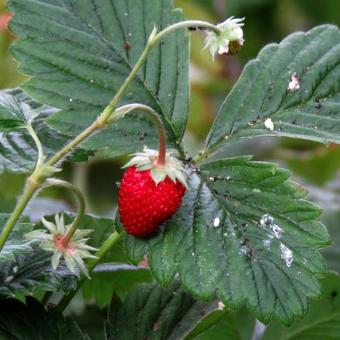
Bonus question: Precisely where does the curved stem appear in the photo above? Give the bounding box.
[153,20,221,44]
[43,178,86,244]
[113,104,167,165]
[26,123,45,169]
[57,230,123,311]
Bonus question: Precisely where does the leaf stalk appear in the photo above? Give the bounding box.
[42,178,86,245]
[112,104,167,165]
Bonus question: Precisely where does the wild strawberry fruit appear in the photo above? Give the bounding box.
[118,147,187,237]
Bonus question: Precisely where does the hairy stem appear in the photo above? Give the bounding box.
[153,20,221,44]
[27,123,45,169]
[0,180,38,251]
[57,230,123,311]
[47,120,99,167]
[113,104,167,165]
[43,179,86,244]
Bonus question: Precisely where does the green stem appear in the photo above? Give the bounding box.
[153,20,221,44]
[99,45,154,124]
[27,123,45,169]
[0,180,38,251]
[113,104,167,165]
[57,230,123,311]
[192,148,213,164]
[43,178,86,244]
[0,123,45,252]
[47,120,99,167]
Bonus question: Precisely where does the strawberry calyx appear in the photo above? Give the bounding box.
[123,146,187,187]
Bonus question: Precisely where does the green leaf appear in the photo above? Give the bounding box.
[105,280,219,340]
[126,157,329,324]
[185,309,255,340]
[0,213,78,298]
[0,91,36,131]
[206,25,340,156]
[0,246,78,298]
[262,273,340,340]
[0,88,89,175]
[0,297,89,339]
[83,266,153,307]
[0,214,34,264]
[9,0,189,156]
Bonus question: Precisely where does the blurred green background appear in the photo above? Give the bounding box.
[0,0,339,337]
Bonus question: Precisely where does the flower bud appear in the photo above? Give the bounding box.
[204,17,245,60]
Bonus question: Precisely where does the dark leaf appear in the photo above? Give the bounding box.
[106,280,219,340]
[0,297,89,339]
[9,0,190,157]
[126,157,329,324]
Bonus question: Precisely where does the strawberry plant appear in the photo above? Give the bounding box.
[0,0,339,339]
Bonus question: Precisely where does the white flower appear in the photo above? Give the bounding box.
[204,17,245,59]
[26,214,97,278]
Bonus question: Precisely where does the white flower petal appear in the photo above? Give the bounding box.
[54,214,65,233]
[76,243,98,252]
[51,251,62,270]
[65,256,77,274]
[72,253,90,278]
[26,230,51,240]
[41,217,57,234]
[73,229,93,241]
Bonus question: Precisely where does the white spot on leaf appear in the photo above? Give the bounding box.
[217,301,225,310]
[240,244,249,255]
[264,118,274,131]
[271,224,284,239]
[263,239,272,250]
[213,217,220,227]
[280,243,293,267]
[260,214,274,226]
[260,214,284,239]
[287,72,300,91]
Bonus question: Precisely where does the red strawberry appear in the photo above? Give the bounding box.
[118,147,187,237]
